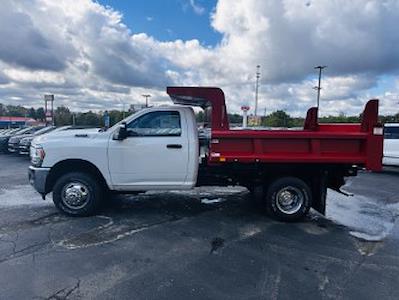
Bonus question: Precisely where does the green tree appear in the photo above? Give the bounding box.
[6,105,27,117]
[36,107,45,121]
[263,110,292,127]
[27,107,36,119]
[108,110,125,126]
[55,106,72,126]
[196,111,204,122]
[228,113,243,124]
[76,111,101,127]
[0,103,6,116]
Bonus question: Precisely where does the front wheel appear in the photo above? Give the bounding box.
[53,172,104,216]
[265,177,312,222]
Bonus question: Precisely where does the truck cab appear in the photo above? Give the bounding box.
[108,106,199,190]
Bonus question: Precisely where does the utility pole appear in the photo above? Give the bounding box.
[142,94,151,108]
[314,66,327,109]
[254,65,261,117]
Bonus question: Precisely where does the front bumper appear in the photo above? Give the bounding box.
[8,143,18,153]
[28,166,50,195]
[19,144,30,155]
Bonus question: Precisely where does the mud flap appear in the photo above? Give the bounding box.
[313,173,351,214]
[312,173,327,215]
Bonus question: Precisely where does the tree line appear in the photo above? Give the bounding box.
[0,103,132,127]
[198,109,399,127]
[1,103,398,128]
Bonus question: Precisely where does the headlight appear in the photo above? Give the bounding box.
[30,145,46,167]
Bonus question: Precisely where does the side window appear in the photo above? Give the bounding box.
[384,127,399,139]
[127,111,182,137]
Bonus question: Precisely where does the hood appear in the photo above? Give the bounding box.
[1,131,21,138]
[33,128,102,144]
[20,135,35,144]
[8,134,31,143]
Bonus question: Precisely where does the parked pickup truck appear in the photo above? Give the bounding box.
[383,123,399,167]
[29,87,383,221]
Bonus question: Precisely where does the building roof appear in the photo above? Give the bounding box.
[0,116,36,122]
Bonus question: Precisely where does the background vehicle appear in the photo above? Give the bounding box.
[7,126,45,153]
[19,126,98,155]
[383,123,399,166]
[29,87,383,221]
[0,127,34,153]
[18,126,56,155]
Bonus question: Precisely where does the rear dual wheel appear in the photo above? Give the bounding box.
[251,177,312,222]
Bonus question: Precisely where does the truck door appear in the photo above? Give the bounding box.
[108,110,190,189]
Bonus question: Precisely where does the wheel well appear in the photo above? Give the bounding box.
[45,159,108,194]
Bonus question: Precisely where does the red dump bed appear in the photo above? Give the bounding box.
[167,87,383,172]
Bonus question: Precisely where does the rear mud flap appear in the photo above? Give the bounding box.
[312,178,327,215]
[313,173,353,215]
[312,173,328,215]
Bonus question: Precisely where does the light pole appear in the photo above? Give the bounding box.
[254,65,260,117]
[142,94,151,108]
[314,66,327,109]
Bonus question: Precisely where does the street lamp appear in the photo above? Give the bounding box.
[313,66,327,109]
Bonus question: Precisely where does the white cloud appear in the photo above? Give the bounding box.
[189,0,205,15]
[0,0,398,117]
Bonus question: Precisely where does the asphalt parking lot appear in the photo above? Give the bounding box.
[0,154,399,299]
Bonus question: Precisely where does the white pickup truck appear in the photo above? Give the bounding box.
[29,87,383,221]
[383,123,399,166]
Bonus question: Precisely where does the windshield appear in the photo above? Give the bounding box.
[108,109,146,131]
[12,127,32,135]
[384,126,399,139]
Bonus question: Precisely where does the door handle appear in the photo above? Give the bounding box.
[167,144,182,149]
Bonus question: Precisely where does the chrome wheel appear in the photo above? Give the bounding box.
[61,182,90,210]
[275,186,304,215]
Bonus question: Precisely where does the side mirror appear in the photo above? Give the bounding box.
[113,122,128,140]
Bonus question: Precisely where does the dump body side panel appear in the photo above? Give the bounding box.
[209,100,383,172]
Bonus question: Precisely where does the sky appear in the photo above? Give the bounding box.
[0,0,398,116]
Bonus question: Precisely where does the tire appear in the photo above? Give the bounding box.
[265,177,312,222]
[53,172,104,217]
